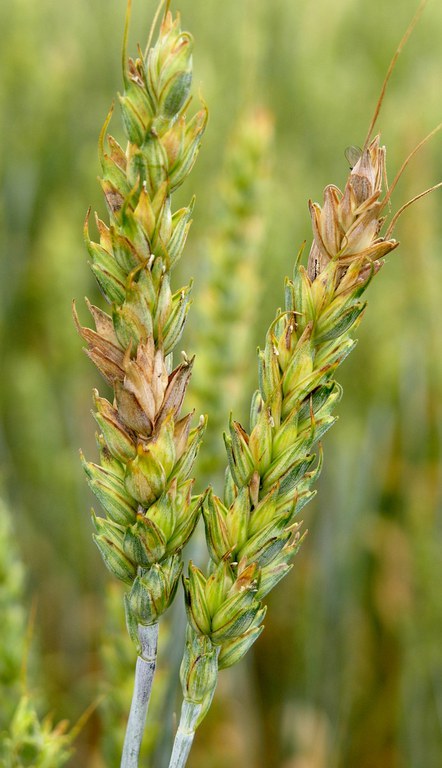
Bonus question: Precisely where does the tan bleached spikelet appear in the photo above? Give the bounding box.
[307,136,398,285]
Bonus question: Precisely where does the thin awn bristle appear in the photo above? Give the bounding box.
[381,121,442,211]
[385,181,442,239]
[145,0,170,58]
[363,0,428,149]
[122,0,132,88]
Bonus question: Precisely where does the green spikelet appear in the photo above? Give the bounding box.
[77,8,207,634]
[178,137,400,733]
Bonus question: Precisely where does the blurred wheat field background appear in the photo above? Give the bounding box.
[0,0,441,766]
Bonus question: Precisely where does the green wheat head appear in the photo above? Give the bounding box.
[76,7,208,649]
[77,2,438,765]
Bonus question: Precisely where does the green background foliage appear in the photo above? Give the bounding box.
[0,0,441,766]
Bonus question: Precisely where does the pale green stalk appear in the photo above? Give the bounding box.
[168,638,220,768]
[101,581,175,765]
[100,583,134,764]
[121,623,159,768]
[167,701,200,768]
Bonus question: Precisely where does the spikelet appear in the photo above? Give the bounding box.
[179,135,399,721]
[77,9,207,645]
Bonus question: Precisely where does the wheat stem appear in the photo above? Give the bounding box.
[121,622,159,768]
[168,700,201,768]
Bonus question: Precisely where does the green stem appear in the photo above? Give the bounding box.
[168,700,201,768]
[120,622,159,768]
